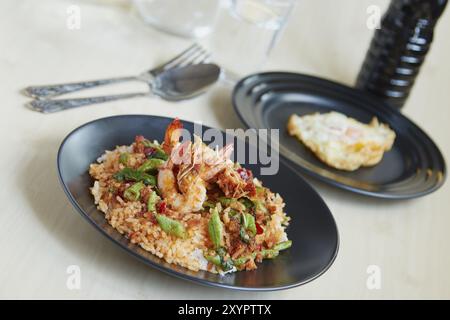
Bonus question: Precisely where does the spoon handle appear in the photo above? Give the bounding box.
[23,76,139,99]
[28,92,149,113]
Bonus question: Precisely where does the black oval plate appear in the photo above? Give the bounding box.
[233,72,446,199]
[57,115,338,291]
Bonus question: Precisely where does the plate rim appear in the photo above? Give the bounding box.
[232,71,447,199]
[56,114,340,291]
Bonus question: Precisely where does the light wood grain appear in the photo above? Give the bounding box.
[0,0,449,299]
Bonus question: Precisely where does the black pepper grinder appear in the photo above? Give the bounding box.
[356,0,447,109]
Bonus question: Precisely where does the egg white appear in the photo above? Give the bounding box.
[287,111,396,171]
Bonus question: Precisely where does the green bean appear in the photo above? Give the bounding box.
[156,214,187,238]
[233,241,292,266]
[228,209,240,219]
[220,258,234,271]
[241,211,248,227]
[205,248,234,271]
[261,249,279,259]
[119,152,129,165]
[123,182,145,201]
[138,158,165,172]
[205,254,221,266]
[240,212,256,237]
[218,197,235,206]
[273,240,292,252]
[244,213,256,236]
[233,255,252,266]
[147,191,159,212]
[142,140,161,149]
[208,208,223,249]
[216,247,227,257]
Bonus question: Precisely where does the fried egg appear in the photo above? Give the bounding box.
[287,111,396,171]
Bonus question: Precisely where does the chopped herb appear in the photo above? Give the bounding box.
[113,167,156,186]
[142,174,156,186]
[142,140,168,160]
[239,197,254,210]
[205,247,234,272]
[220,257,234,272]
[233,241,292,267]
[239,226,250,244]
[218,197,235,206]
[202,200,216,209]
[152,149,168,161]
[138,158,165,172]
[119,152,129,165]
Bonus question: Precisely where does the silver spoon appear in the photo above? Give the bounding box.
[27,63,221,113]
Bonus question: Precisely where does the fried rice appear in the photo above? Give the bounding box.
[89,119,291,274]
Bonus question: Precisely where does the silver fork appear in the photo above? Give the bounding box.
[23,43,211,99]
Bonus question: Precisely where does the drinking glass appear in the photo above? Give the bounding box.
[209,0,296,80]
[133,0,221,38]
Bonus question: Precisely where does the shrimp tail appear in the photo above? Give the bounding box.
[163,118,183,154]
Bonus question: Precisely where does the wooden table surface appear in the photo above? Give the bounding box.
[1,0,449,299]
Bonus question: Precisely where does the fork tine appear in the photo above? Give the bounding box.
[176,47,210,68]
[149,43,201,74]
[166,45,205,69]
[162,44,202,70]
[192,51,212,64]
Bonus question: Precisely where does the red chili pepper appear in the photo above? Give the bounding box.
[256,222,264,235]
[144,147,155,157]
[156,201,167,214]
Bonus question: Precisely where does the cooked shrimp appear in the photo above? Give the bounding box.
[158,165,207,213]
[158,136,234,213]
